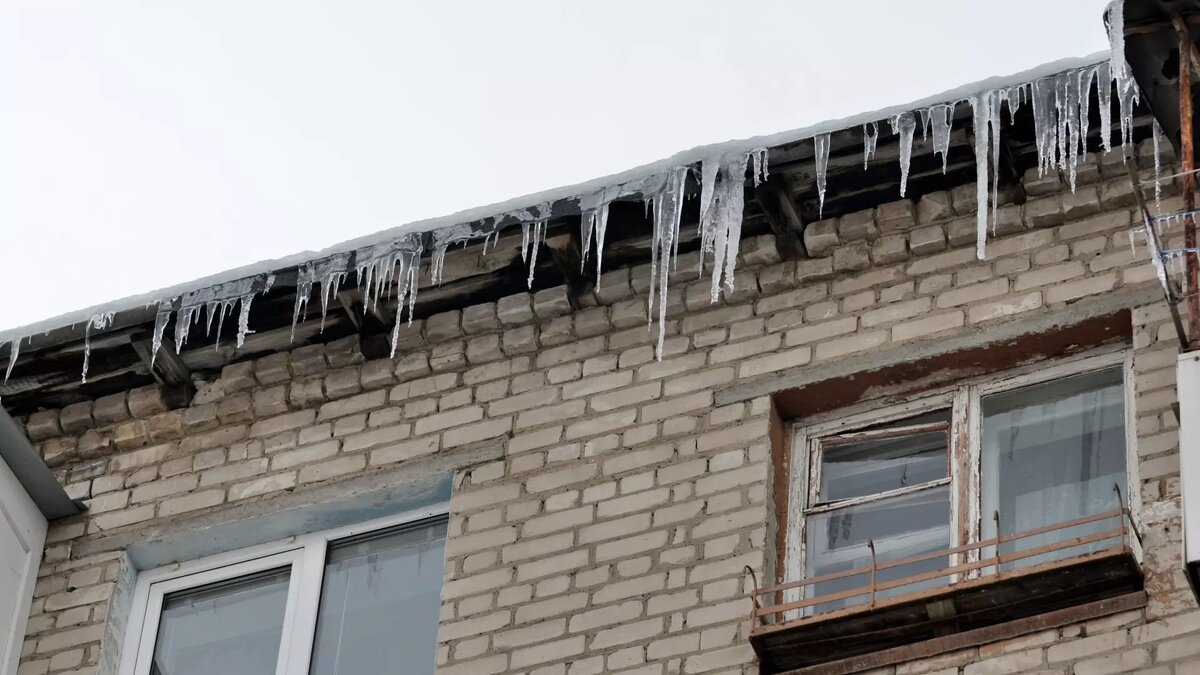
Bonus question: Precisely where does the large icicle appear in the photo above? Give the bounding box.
[580,188,616,286]
[970,90,1001,259]
[814,134,831,217]
[1107,1,1127,95]
[751,148,769,187]
[1153,119,1164,206]
[3,337,21,384]
[1097,63,1113,153]
[705,153,752,304]
[890,112,917,197]
[150,304,172,367]
[927,104,953,173]
[863,122,878,170]
[82,312,115,383]
[526,219,546,288]
[647,167,688,358]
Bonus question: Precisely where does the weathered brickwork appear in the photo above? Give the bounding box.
[14,141,1200,675]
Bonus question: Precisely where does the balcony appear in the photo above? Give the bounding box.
[748,501,1145,674]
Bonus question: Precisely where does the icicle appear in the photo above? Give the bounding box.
[1078,66,1096,158]
[150,303,173,366]
[970,90,1000,259]
[235,295,254,349]
[82,312,115,383]
[1153,119,1164,206]
[750,148,769,187]
[430,223,476,286]
[698,157,721,265]
[520,222,531,263]
[580,187,617,286]
[526,220,546,288]
[1107,1,1127,95]
[1118,76,1139,151]
[918,108,931,142]
[717,153,749,298]
[4,337,21,384]
[1097,63,1113,154]
[890,112,917,197]
[704,152,751,304]
[814,134,831,217]
[863,122,878,170]
[593,203,610,286]
[1031,76,1058,175]
[646,167,688,359]
[928,104,954,173]
[1005,85,1023,125]
[580,214,595,273]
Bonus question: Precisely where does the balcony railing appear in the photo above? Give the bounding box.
[744,482,1147,667]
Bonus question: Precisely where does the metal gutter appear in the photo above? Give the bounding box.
[0,407,83,520]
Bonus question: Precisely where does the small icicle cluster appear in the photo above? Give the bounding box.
[166,273,276,357]
[6,12,1148,385]
[846,55,1136,260]
[145,149,772,370]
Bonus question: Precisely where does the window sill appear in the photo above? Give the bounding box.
[750,511,1145,674]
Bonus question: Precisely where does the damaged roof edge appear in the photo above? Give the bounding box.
[0,407,83,520]
[0,51,1109,350]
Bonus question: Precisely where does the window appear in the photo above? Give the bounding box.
[784,352,1137,616]
[120,507,448,675]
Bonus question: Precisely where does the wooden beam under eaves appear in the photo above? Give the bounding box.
[131,333,193,389]
[754,174,807,260]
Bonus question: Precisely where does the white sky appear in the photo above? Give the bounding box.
[0,1,1112,333]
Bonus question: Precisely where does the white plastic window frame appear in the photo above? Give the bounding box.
[784,348,1138,593]
[117,502,450,675]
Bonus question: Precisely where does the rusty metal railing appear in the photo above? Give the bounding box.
[748,484,1141,633]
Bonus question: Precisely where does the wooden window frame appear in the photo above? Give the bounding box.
[117,502,449,675]
[783,348,1139,595]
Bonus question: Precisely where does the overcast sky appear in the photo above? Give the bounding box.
[0,1,1112,333]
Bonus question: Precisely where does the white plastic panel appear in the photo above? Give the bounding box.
[1177,353,1200,592]
[0,454,47,675]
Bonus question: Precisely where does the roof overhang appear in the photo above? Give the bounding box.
[1121,0,1200,154]
[0,407,82,520]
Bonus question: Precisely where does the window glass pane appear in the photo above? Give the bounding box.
[805,487,950,614]
[820,410,950,502]
[151,568,291,675]
[981,367,1127,570]
[310,518,447,675]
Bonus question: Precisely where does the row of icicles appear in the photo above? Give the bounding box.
[0,7,1149,385]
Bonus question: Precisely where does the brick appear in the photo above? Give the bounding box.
[254,352,292,384]
[936,278,1008,308]
[833,242,871,272]
[220,361,257,393]
[425,310,463,343]
[837,209,878,241]
[533,286,572,319]
[968,292,1043,323]
[59,402,94,434]
[1014,261,1086,291]
[803,218,839,257]
[24,411,61,442]
[159,489,224,517]
[498,293,535,325]
[325,335,364,368]
[298,455,366,484]
[891,311,964,341]
[93,392,130,425]
[444,417,512,448]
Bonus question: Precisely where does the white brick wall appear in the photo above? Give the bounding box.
[14,143,1200,675]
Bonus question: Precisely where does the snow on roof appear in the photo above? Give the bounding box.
[0,51,1108,349]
